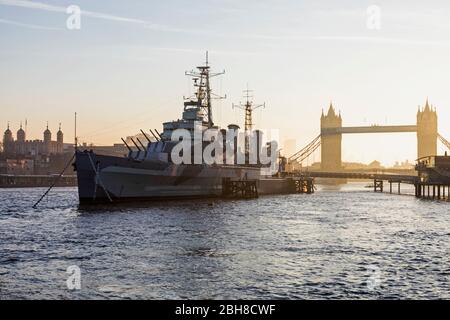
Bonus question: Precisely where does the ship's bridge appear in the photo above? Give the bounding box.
[162,107,211,141]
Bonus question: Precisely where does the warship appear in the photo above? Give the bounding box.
[74,54,287,204]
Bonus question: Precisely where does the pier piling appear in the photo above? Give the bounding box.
[415,183,450,201]
[374,179,383,192]
[222,179,258,199]
[289,177,314,194]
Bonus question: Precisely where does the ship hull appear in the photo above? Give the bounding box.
[75,150,265,204]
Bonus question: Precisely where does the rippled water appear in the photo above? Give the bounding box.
[0,184,449,299]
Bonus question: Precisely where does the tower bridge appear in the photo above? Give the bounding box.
[289,100,443,171]
[320,100,438,171]
[284,100,450,200]
[321,125,418,135]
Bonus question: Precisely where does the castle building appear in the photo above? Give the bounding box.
[2,122,64,156]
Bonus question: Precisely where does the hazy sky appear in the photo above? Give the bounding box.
[1,0,449,165]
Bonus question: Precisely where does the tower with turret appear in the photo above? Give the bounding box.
[1,122,65,156]
[57,123,64,153]
[16,123,26,154]
[43,122,52,154]
[417,100,438,159]
[3,122,14,154]
[320,103,342,171]
[17,123,25,142]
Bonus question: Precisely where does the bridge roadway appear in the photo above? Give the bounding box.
[321,125,418,135]
[296,171,419,184]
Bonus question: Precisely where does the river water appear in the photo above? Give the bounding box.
[0,184,449,299]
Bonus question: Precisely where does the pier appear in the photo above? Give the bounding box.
[288,159,450,201]
[414,155,450,201]
[298,171,418,184]
[415,183,450,200]
[222,179,259,199]
[294,171,418,195]
[288,177,315,194]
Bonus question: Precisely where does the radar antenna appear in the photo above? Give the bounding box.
[184,51,226,128]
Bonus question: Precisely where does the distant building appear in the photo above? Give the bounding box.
[4,159,34,175]
[2,122,64,156]
[393,160,414,169]
[368,160,383,169]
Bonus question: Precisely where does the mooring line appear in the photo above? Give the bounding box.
[86,151,113,203]
[32,153,76,209]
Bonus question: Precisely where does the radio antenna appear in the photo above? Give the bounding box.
[232,84,266,154]
[74,112,78,151]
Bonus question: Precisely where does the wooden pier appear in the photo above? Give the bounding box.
[415,156,450,201]
[288,177,315,194]
[299,171,419,196]
[388,180,402,194]
[374,179,384,192]
[292,155,450,201]
[414,183,450,201]
[222,179,258,199]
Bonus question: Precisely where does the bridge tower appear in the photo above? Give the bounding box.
[321,103,342,171]
[417,100,437,159]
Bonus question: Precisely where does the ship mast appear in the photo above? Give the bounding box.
[233,84,265,154]
[185,52,226,128]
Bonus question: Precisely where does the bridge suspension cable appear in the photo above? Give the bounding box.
[438,133,450,151]
[288,134,321,164]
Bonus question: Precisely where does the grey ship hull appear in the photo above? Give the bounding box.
[74,150,263,204]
